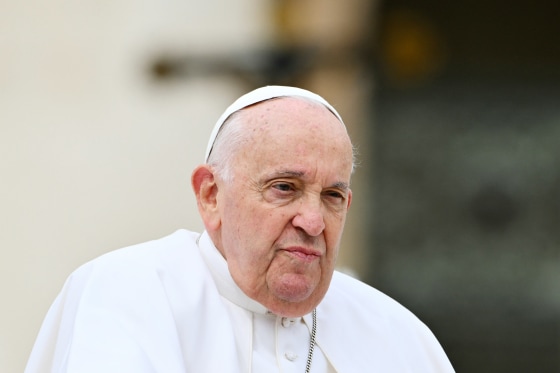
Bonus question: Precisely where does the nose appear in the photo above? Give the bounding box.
[291,196,325,237]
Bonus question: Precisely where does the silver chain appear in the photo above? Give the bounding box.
[304,309,317,373]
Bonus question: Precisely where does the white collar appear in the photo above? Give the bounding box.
[197,231,269,315]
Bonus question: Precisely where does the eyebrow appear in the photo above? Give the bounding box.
[267,170,350,191]
[272,170,305,178]
[331,181,350,191]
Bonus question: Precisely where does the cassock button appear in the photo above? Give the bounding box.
[285,351,298,361]
[281,317,296,328]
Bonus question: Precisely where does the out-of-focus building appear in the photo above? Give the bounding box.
[3,0,560,372]
[0,1,270,371]
[0,1,375,371]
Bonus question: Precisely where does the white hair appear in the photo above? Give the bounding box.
[206,110,247,182]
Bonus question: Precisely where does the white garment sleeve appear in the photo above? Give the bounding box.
[25,230,241,373]
[25,260,177,373]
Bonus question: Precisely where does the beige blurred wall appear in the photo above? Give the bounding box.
[0,1,374,371]
[0,1,272,371]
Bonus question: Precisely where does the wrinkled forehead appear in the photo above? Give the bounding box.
[205,86,345,162]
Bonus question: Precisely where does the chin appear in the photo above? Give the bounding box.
[268,288,326,317]
[273,274,317,301]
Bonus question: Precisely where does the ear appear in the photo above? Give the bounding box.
[346,189,353,210]
[191,165,221,231]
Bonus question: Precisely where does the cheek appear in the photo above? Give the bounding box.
[323,216,346,258]
[325,211,347,236]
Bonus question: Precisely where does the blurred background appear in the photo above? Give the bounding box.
[1,0,559,371]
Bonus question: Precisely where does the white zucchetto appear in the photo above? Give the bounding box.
[204,85,344,162]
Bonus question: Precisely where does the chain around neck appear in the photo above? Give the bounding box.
[305,309,317,373]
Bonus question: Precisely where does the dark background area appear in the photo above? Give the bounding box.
[148,1,560,370]
[369,1,560,371]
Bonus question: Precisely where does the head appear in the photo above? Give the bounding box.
[192,87,355,317]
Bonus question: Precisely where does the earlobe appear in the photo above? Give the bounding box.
[191,165,221,231]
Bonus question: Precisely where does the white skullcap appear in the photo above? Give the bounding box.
[204,85,344,162]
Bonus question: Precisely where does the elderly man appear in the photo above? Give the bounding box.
[26,86,454,372]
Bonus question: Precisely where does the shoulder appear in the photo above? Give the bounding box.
[322,271,453,369]
[318,271,454,371]
[73,229,200,276]
[327,271,409,312]
[63,229,204,302]
[28,230,210,372]
[90,229,199,265]
[326,270,431,331]
[54,229,212,327]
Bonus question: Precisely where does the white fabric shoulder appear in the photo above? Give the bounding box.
[316,271,455,372]
[26,230,454,373]
[25,230,244,373]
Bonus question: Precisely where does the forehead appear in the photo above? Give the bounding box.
[238,97,347,139]
[233,97,353,179]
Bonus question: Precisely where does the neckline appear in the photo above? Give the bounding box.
[197,231,318,372]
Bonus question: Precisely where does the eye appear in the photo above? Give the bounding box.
[262,181,299,204]
[328,191,343,198]
[272,182,294,192]
[323,190,346,204]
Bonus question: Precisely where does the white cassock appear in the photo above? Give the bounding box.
[25,230,455,372]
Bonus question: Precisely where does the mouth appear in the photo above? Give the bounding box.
[282,246,321,262]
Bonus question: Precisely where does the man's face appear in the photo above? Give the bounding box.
[214,97,353,317]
